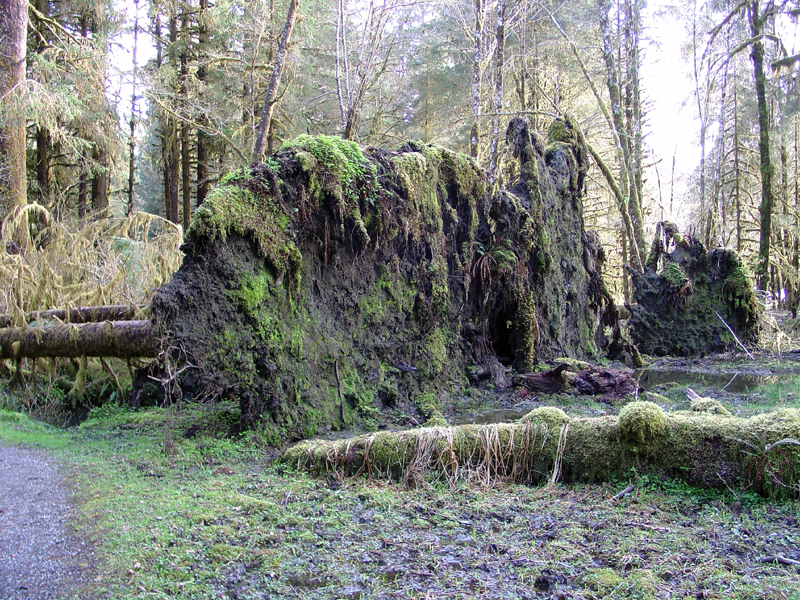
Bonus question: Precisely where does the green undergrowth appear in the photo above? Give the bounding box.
[2,406,800,600]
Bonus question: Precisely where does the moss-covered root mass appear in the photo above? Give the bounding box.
[629,222,759,356]
[281,404,800,498]
[146,121,609,442]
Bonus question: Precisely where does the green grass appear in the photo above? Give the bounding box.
[2,404,800,599]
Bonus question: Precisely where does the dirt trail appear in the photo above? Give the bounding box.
[0,445,92,599]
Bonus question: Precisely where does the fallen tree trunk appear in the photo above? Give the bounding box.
[281,403,800,497]
[0,320,157,359]
[0,304,147,328]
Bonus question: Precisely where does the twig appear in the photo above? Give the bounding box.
[622,522,670,533]
[608,484,635,502]
[715,311,755,359]
[760,554,800,566]
[721,372,739,391]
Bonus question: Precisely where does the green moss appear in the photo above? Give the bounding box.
[723,263,756,311]
[414,392,439,420]
[551,357,592,372]
[662,262,689,290]
[690,397,732,417]
[424,326,451,374]
[218,167,250,186]
[282,134,374,204]
[229,271,272,315]
[520,406,571,429]
[189,184,302,291]
[577,317,597,357]
[515,291,538,373]
[618,401,667,443]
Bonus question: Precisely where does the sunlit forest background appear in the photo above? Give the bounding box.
[2,0,799,309]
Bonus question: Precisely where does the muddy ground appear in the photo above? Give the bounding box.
[1,347,800,599]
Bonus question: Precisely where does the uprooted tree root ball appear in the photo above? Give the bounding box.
[281,407,800,498]
[629,221,759,356]
[139,119,616,441]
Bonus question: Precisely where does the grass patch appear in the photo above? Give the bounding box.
[2,406,800,599]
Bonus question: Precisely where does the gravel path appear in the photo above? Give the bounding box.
[0,445,94,599]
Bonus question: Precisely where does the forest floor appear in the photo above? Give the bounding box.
[1,348,800,599]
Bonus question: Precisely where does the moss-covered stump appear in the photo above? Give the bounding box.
[144,120,607,441]
[281,406,800,498]
[628,221,759,356]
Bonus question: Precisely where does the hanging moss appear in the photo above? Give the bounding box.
[188,185,302,291]
[282,408,800,498]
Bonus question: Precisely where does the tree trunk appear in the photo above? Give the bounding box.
[748,1,774,290]
[469,0,484,159]
[127,0,140,216]
[161,9,180,224]
[487,0,507,185]
[91,146,109,219]
[196,0,210,207]
[180,10,192,230]
[253,0,299,160]
[0,320,157,359]
[0,0,28,224]
[282,406,800,497]
[78,152,89,220]
[598,0,645,264]
[33,0,52,209]
[181,121,192,230]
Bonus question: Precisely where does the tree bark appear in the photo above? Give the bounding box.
[91,145,109,219]
[283,407,800,497]
[487,0,507,185]
[33,0,52,209]
[469,0,484,159]
[598,0,645,264]
[0,0,28,224]
[253,0,299,160]
[127,0,140,216]
[0,320,157,359]
[196,0,210,207]
[748,0,774,291]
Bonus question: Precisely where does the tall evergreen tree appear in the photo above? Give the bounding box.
[0,0,28,224]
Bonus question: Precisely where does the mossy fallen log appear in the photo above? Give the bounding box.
[0,320,157,359]
[0,304,147,328]
[280,403,800,497]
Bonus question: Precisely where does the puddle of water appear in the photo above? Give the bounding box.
[634,369,782,393]
[451,407,532,426]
